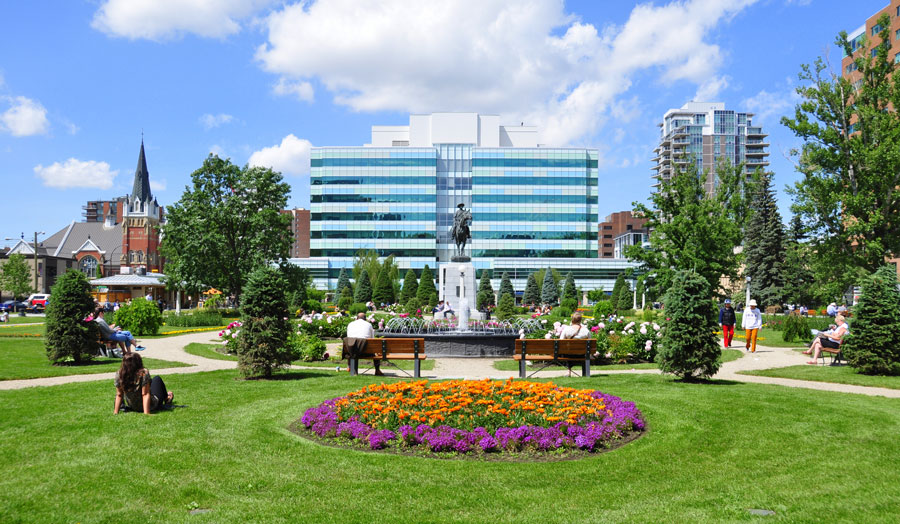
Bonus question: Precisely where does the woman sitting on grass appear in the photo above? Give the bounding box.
[803,314,849,364]
[114,353,174,415]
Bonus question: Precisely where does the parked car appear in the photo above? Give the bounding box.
[27,294,50,307]
[0,300,29,312]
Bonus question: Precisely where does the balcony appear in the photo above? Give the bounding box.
[744,147,768,156]
[747,127,766,137]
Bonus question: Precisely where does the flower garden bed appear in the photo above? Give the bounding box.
[296,379,644,460]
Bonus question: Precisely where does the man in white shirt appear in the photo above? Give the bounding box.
[741,299,763,353]
[345,313,381,375]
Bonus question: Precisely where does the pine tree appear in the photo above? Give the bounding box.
[334,268,352,304]
[523,273,541,305]
[44,270,99,364]
[610,273,626,309]
[238,265,294,378]
[373,266,395,305]
[562,272,578,303]
[353,270,372,303]
[744,172,786,308]
[618,278,633,312]
[782,215,815,306]
[400,269,419,304]
[842,266,900,375]
[495,292,516,321]
[476,270,494,310]
[416,264,437,303]
[499,272,515,303]
[540,267,559,305]
[656,270,722,380]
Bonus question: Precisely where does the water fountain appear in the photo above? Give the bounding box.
[379,316,543,357]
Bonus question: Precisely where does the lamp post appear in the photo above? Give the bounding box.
[745,275,751,309]
[631,278,638,310]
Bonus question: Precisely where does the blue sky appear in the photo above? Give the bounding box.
[0,0,884,246]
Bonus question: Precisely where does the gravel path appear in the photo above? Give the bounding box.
[3,334,899,398]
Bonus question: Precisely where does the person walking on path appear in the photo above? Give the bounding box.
[718,299,736,348]
[741,299,762,353]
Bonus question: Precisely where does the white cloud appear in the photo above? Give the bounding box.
[272,77,314,102]
[64,120,79,135]
[694,75,730,102]
[199,113,234,129]
[255,0,758,145]
[150,179,167,192]
[92,0,275,40]
[741,88,799,124]
[1,96,50,137]
[248,134,312,176]
[34,158,119,189]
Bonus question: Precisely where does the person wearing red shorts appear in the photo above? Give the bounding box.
[718,299,736,348]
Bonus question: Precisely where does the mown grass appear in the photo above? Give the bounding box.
[739,365,900,390]
[0,315,46,324]
[492,348,743,372]
[184,342,436,371]
[0,338,192,381]
[1,371,898,523]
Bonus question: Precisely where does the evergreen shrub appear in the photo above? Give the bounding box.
[593,301,613,319]
[656,270,721,380]
[354,271,373,303]
[642,308,656,322]
[560,298,577,312]
[842,266,900,375]
[44,270,98,364]
[237,266,295,378]
[495,293,516,321]
[540,268,559,305]
[782,313,811,343]
[114,298,163,335]
[303,299,324,313]
[292,333,328,362]
[337,291,354,312]
[349,303,367,316]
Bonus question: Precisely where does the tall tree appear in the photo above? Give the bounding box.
[44,270,98,365]
[540,267,559,305]
[782,215,815,306]
[476,269,494,310]
[334,268,352,304]
[1,253,34,300]
[626,159,751,298]
[610,273,626,309]
[562,272,578,304]
[782,15,900,294]
[352,249,381,285]
[523,273,541,305]
[416,264,437,304]
[353,270,372,303]
[238,265,294,378]
[656,270,721,380]
[499,272,515,303]
[617,278,633,312]
[373,264,395,305]
[400,269,419,304]
[744,172,786,308]
[842,265,900,375]
[160,155,291,301]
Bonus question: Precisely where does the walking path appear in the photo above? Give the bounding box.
[2,334,899,398]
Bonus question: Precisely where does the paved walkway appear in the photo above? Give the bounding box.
[2,334,899,398]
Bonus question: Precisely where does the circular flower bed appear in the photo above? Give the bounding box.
[299,379,644,457]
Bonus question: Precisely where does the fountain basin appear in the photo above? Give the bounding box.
[377,331,519,358]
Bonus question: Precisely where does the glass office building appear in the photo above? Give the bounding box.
[307,112,625,292]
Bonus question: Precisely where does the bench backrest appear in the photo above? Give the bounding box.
[515,338,596,358]
[361,338,425,358]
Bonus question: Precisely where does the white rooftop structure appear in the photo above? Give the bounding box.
[368,112,538,148]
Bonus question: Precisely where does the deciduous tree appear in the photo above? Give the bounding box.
[1,254,34,300]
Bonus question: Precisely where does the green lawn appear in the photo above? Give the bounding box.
[0,315,46,324]
[739,365,900,390]
[184,342,436,370]
[719,327,809,349]
[492,348,743,372]
[1,371,898,522]
[0,338,192,381]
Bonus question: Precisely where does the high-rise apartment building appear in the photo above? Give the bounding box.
[83,198,125,223]
[281,208,310,258]
[301,112,634,292]
[652,102,769,195]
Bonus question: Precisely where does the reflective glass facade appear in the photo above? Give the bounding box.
[310,145,599,281]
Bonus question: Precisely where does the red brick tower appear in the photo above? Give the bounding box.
[120,141,163,272]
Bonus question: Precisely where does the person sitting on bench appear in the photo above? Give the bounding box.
[804,314,849,364]
[560,312,590,339]
[344,312,382,376]
[94,307,141,354]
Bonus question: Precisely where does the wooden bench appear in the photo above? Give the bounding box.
[348,338,426,378]
[818,344,845,366]
[514,338,596,378]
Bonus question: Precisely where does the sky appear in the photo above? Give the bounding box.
[0,0,886,246]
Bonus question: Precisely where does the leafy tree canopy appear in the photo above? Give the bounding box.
[1,253,34,300]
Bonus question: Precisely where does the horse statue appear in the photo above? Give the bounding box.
[450,203,472,259]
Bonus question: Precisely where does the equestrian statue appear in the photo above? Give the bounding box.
[450,203,472,260]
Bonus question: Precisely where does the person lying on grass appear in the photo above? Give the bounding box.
[803,314,849,364]
[114,353,174,415]
[94,307,142,354]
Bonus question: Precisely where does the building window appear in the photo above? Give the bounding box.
[80,256,98,278]
[872,24,883,36]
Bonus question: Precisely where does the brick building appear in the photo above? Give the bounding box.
[282,208,310,258]
[598,211,648,259]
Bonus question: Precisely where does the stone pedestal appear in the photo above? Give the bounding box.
[438,261,481,322]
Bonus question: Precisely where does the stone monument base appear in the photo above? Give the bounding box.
[438,261,477,322]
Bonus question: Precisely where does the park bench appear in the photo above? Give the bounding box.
[818,344,845,366]
[348,338,426,378]
[96,336,121,358]
[514,338,596,379]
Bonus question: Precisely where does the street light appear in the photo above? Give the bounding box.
[745,275,752,309]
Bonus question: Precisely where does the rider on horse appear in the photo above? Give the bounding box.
[451,203,472,257]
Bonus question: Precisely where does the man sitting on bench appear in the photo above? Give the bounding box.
[95,307,141,355]
[344,312,382,376]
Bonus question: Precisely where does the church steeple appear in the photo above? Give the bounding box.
[131,139,152,202]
